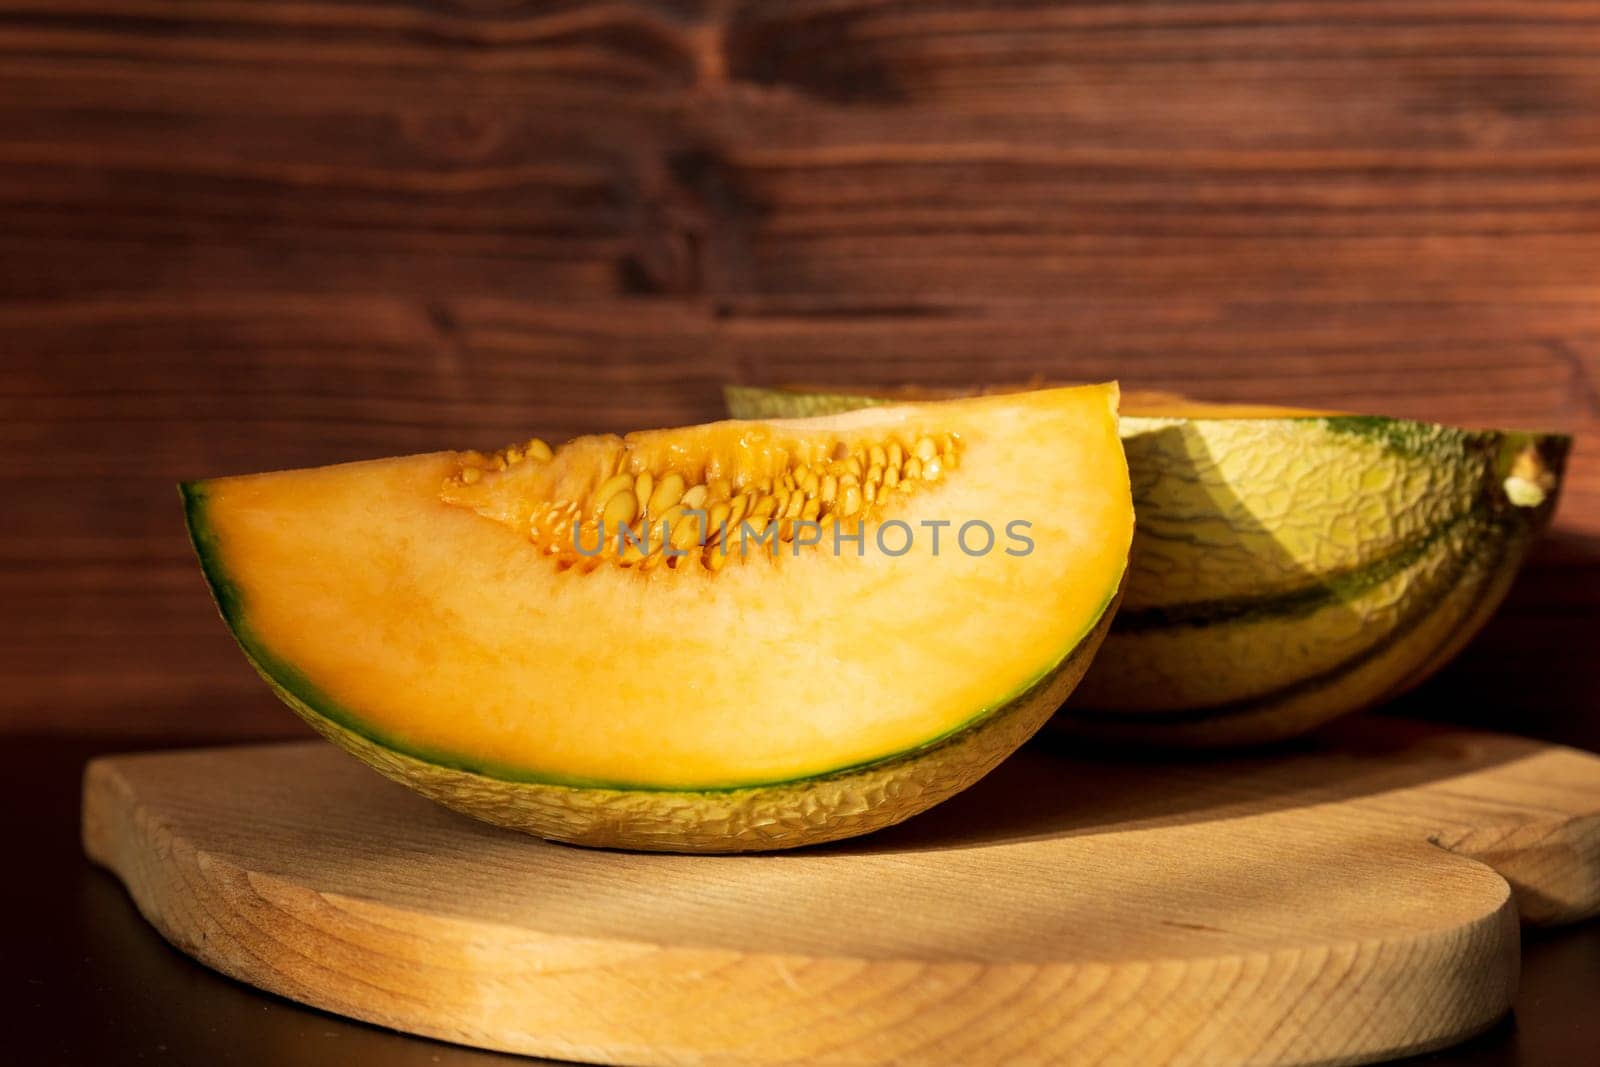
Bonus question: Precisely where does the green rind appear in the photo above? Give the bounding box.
[1110,502,1475,632]
[1058,507,1520,736]
[182,481,1124,850]
[1110,427,1565,630]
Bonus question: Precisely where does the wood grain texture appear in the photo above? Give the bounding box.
[82,717,1600,1066]
[3,1,1598,738]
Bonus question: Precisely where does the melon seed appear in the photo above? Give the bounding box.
[634,472,655,515]
[526,438,553,462]
[648,472,686,517]
[841,484,862,516]
[595,473,634,513]
[668,509,703,551]
[459,467,482,485]
[602,488,639,528]
[679,484,709,510]
[706,502,732,541]
[904,457,922,481]
[914,437,937,463]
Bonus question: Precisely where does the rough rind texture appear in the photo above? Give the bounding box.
[726,386,1569,746]
[1063,421,1563,745]
[262,604,1116,853]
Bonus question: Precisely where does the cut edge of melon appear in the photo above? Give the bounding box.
[182,479,1125,798]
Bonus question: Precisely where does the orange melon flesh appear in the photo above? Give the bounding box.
[186,385,1132,793]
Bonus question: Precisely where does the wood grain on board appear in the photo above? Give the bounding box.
[4,1,1599,737]
[82,717,1600,1066]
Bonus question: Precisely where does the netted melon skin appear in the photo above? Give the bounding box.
[1055,417,1565,746]
[266,604,1115,853]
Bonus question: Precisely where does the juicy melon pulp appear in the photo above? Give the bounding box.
[185,385,1131,847]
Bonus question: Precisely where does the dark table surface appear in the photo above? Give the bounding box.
[6,732,1599,1067]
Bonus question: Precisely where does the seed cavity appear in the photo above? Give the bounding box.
[448,426,965,573]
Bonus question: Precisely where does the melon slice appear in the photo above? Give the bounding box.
[726,384,1569,746]
[184,385,1132,851]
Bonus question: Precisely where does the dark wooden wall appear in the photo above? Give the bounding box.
[4,1,1598,743]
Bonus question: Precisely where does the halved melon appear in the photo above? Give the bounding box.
[184,386,1132,851]
[727,384,1569,746]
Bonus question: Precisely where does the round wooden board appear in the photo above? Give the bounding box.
[83,717,1600,1067]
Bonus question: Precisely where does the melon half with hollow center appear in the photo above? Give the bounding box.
[182,385,1133,852]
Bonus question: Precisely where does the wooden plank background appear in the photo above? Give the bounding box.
[3,0,1597,744]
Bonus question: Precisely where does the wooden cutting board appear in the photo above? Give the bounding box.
[83,718,1600,1067]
